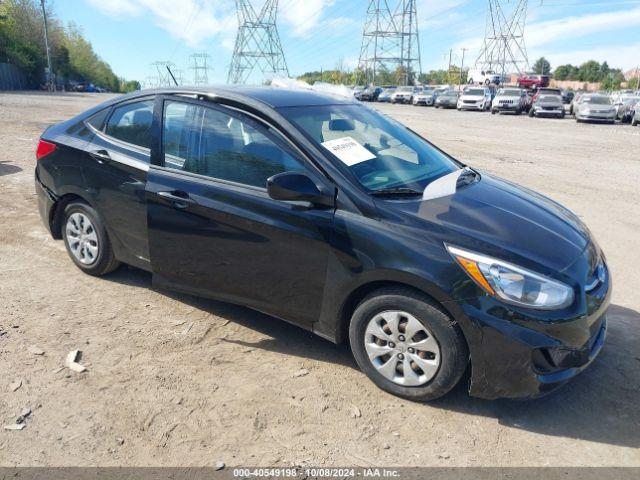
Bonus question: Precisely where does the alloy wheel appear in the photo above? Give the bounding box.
[364,310,441,387]
[65,212,99,265]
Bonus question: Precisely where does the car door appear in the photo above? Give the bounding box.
[84,98,154,268]
[146,97,335,328]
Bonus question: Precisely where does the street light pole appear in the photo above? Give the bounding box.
[40,0,53,89]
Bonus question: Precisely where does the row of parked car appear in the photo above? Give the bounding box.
[354,84,640,126]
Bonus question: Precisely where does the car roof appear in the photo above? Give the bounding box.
[99,85,359,110]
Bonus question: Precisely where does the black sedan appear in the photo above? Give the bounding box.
[35,87,610,401]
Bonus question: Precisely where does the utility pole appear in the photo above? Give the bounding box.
[447,49,453,86]
[228,0,289,85]
[459,48,467,89]
[40,0,53,90]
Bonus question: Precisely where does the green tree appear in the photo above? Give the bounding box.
[533,57,551,75]
[578,60,602,82]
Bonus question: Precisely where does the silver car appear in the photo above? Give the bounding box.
[435,91,459,109]
[413,88,436,106]
[529,93,565,119]
[632,102,640,127]
[575,94,616,123]
[613,95,640,122]
[491,88,526,115]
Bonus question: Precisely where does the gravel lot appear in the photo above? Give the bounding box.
[1,92,639,467]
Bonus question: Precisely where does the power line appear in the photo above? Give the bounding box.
[228,0,289,84]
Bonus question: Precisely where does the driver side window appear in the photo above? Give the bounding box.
[162,101,305,188]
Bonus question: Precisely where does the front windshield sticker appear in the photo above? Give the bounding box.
[321,136,376,166]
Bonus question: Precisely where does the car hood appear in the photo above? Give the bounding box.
[461,95,484,101]
[388,174,591,273]
[495,96,520,101]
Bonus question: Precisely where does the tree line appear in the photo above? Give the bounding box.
[0,0,139,92]
[532,57,631,90]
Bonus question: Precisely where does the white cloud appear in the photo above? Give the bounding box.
[526,7,640,48]
[279,0,335,37]
[86,0,237,47]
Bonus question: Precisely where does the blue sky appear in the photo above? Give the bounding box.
[54,0,640,85]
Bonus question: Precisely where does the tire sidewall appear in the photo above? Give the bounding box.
[62,202,112,275]
[349,292,468,402]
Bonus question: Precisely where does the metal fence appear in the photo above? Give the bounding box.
[0,63,27,90]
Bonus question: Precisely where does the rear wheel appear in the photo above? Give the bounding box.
[62,201,120,276]
[349,288,468,402]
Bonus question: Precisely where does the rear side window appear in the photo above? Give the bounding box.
[162,100,304,188]
[105,100,154,149]
[86,108,110,131]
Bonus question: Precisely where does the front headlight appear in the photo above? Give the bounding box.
[446,245,574,310]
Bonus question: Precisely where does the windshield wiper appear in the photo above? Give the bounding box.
[370,187,423,197]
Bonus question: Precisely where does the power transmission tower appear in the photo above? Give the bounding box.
[227,0,289,85]
[475,0,529,78]
[151,61,176,87]
[358,0,421,86]
[190,53,211,85]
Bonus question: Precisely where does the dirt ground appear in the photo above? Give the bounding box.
[1,92,639,467]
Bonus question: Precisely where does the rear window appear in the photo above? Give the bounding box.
[105,100,154,149]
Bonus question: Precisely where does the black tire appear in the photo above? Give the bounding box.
[529,108,535,118]
[491,109,496,115]
[349,287,468,402]
[62,201,120,276]
[632,118,638,127]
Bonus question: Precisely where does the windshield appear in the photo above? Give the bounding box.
[465,89,485,96]
[583,96,611,105]
[499,89,521,96]
[279,104,459,192]
[398,86,413,92]
[539,95,561,103]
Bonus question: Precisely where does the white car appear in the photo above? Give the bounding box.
[391,86,416,104]
[457,87,492,111]
[491,88,526,115]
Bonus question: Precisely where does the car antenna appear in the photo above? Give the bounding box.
[166,65,178,86]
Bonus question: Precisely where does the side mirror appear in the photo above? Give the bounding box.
[267,172,334,208]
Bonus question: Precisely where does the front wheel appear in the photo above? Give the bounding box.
[62,201,120,276]
[632,118,639,126]
[349,288,468,402]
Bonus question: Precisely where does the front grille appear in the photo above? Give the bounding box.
[463,100,476,104]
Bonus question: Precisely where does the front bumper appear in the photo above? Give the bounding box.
[458,102,485,110]
[413,98,434,106]
[392,96,412,103]
[534,108,564,117]
[448,259,611,400]
[576,112,616,122]
[493,103,520,112]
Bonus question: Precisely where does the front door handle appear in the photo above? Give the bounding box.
[157,191,197,209]
[90,149,111,164]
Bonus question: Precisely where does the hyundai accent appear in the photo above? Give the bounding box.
[35,87,610,401]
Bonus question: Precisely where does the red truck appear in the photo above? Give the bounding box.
[516,74,550,89]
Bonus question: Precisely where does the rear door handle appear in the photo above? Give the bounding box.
[157,191,197,209]
[90,149,111,164]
